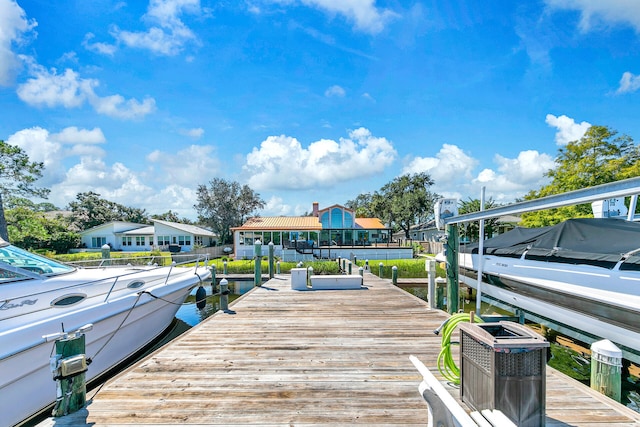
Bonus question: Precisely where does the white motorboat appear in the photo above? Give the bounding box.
[0,241,211,426]
[444,218,640,354]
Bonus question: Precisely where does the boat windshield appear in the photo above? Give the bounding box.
[0,244,75,281]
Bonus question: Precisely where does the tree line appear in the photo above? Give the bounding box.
[0,124,638,253]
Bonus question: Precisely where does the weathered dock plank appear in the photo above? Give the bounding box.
[40,273,640,426]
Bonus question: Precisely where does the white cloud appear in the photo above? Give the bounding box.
[111,0,202,55]
[17,67,93,108]
[90,93,157,119]
[468,151,554,202]
[82,33,117,56]
[179,127,204,138]
[545,0,640,32]
[5,125,208,218]
[7,127,62,177]
[263,196,296,216]
[0,0,36,86]
[402,144,477,185]
[362,92,375,102]
[16,63,156,119]
[545,114,591,145]
[493,150,555,185]
[403,144,555,204]
[51,157,154,207]
[325,85,345,97]
[616,71,640,94]
[146,144,220,186]
[243,127,396,190]
[296,0,399,34]
[52,126,106,144]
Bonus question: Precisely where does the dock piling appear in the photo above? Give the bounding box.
[268,242,274,279]
[254,240,262,287]
[219,278,229,311]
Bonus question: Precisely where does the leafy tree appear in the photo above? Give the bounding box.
[152,210,193,224]
[522,125,640,226]
[6,206,80,253]
[67,191,150,230]
[458,198,502,242]
[0,140,50,241]
[194,178,264,244]
[345,193,375,217]
[359,173,440,238]
[5,196,59,212]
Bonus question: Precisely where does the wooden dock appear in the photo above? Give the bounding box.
[42,274,640,426]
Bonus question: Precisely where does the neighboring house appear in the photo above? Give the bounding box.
[79,220,217,252]
[394,215,522,244]
[232,202,413,261]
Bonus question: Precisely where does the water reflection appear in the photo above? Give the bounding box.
[177,280,255,326]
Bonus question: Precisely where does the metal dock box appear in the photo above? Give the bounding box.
[459,321,549,426]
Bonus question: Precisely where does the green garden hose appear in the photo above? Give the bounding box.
[436,312,484,384]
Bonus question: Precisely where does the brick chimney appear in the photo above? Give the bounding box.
[312,202,319,217]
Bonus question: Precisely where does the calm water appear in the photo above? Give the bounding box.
[176,280,255,326]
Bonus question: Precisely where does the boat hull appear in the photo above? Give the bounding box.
[458,252,640,354]
[1,272,206,427]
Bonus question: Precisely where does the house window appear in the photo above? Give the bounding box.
[331,208,343,228]
[136,236,145,246]
[194,236,203,246]
[157,235,170,245]
[91,237,106,248]
[344,211,354,228]
[320,212,329,228]
[178,235,191,246]
[122,236,132,246]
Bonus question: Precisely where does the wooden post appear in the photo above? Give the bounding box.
[446,224,459,314]
[223,260,228,275]
[427,259,436,310]
[276,260,281,274]
[254,240,262,287]
[392,265,398,285]
[348,261,352,275]
[436,277,446,309]
[268,241,274,279]
[210,265,217,292]
[379,262,384,278]
[219,278,229,311]
[50,325,92,417]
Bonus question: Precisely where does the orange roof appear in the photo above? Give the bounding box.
[355,218,387,229]
[233,216,388,231]
[232,216,321,231]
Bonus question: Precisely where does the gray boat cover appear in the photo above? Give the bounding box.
[461,218,640,270]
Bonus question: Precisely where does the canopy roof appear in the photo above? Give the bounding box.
[462,218,640,270]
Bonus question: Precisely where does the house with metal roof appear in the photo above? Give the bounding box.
[79,220,217,252]
[232,203,413,261]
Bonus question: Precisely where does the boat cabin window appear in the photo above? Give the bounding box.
[0,266,30,282]
[0,245,75,282]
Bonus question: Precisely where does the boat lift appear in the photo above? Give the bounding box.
[439,176,640,363]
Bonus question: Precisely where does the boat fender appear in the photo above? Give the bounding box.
[195,286,207,309]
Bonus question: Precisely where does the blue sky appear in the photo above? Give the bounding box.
[1,0,640,220]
